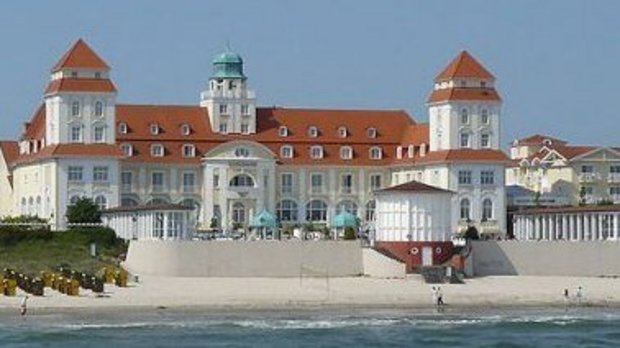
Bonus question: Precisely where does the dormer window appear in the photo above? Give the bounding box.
[340,146,353,160]
[367,127,377,138]
[95,72,101,79]
[308,126,319,138]
[180,124,191,136]
[396,146,402,159]
[460,80,466,87]
[280,145,293,159]
[369,147,382,160]
[182,144,196,157]
[150,123,160,135]
[480,80,487,88]
[278,126,289,137]
[338,126,348,138]
[408,145,415,158]
[121,143,133,156]
[94,101,104,117]
[310,145,323,159]
[71,71,78,78]
[118,122,128,134]
[71,101,80,116]
[151,144,164,157]
[420,143,427,156]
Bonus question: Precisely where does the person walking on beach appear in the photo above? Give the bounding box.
[431,286,438,306]
[563,289,569,304]
[20,295,28,317]
[437,287,444,306]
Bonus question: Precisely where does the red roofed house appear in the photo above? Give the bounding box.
[506,134,620,206]
[0,40,508,241]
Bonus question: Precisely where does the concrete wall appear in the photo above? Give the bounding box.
[467,241,620,277]
[362,249,406,278]
[124,240,363,277]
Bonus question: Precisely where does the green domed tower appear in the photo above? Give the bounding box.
[200,47,256,134]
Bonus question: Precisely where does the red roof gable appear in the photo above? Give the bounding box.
[427,87,501,103]
[0,141,19,166]
[22,104,46,140]
[515,134,568,146]
[52,39,110,71]
[416,149,510,164]
[435,51,494,81]
[13,144,121,166]
[45,78,117,94]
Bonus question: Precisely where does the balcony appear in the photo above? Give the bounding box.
[608,173,620,183]
[579,172,600,183]
[201,90,256,100]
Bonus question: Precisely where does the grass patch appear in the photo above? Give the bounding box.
[0,227,127,276]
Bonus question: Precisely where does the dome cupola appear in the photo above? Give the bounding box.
[211,50,246,80]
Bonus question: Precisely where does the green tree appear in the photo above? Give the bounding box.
[66,198,101,224]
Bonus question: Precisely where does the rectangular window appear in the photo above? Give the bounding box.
[311,173,323,194]
[68,166,83,182]
[480,134,490,148]
[241,104,249,115]
[370,174,382,191]
[460,133,470,148]
[151,144,164,157]
[610,166,620,173]
[481,170,495,185]
[241,123,249,134]
[183,172,195,193]
[219,104,228,114]
[121,171,132,191]
[213,173,220,188]
[219,122,228,133]
[458,170,472,185]
[70,125,82,143]
[581,165,594,173]
[341,174,353,194]
[94,126,105,143]
[610,187,620,195]
[93,166,109,182]
[152,172,165,192]
[281,173,293,194]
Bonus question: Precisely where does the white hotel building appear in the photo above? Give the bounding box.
[0,39,508,239]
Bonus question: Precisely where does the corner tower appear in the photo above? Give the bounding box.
[44,39,117,146]
[427,51,501,152]
[200,49,257,134]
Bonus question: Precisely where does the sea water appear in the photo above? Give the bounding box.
[0,307,619,347]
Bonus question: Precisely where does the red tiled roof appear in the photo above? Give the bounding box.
[515,134,567,146]
[427,87,501,103]
[22,104,46,140]
[0,141,19,166]
[376,180,453,194]
[435,51,494,81]
[553,145,596,159]
[52,39,109,71]
[416,149,510,164]
[400,123,429,144]
[13,144,121,166]
[45,78,117,94]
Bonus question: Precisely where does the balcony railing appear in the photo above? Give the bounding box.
[608,173,620,183]
[579,172,600,182]
[201,90,256,100]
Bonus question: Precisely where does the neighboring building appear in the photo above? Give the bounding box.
[0,39,508,237]
[101,204,196,240]
[506,134,620,206]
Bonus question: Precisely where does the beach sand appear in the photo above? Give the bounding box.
[2,275,620,313]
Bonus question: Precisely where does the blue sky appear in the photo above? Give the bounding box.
[0,1,618,146]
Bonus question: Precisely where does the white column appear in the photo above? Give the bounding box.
[569,215,575,241]
[590,213,597,240]
[562,214,568,240]
[598,213,604,240]
[551,214,557,240]
[534,216,541,240]
[614,213,619,240]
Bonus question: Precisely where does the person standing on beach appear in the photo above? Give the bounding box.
[437,287,444,306]
[563,289,569,305]
[20,295,28,317]
[431,286,437,306]
[576,286,583,305]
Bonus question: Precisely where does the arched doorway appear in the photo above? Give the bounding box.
[232,202,246,225]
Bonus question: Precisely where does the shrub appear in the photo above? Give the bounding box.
[0,225,52,245]
[66,198,101,224]
[343,227,357,240]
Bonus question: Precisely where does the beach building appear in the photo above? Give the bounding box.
[0,39,508,245]
[506,134,620,207]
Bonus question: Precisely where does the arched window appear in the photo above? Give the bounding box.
[28,197,34,215]
[338,126,348,138]
[94,101,104,117]
[71,101,80,116]
[482,198,493,221]
[229,174,254,187]
[147,197,170,206]
[69,196,81,205]
[232,202,245,224]
[234,147,250,157]
[180,124,191,136]
[277,199,298,222]
[337,200,358,215]
[367,127,377,138]
[21,197,26,215]
[121,197,139,207]
[460,108,469,124]
[460,198,471,220]
[35,196,41,217]
[306,200,327,222]
[365,200,376,221]
[94,195,107,210]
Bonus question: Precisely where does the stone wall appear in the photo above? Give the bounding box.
[124,240,364,278]
[361,249,406,278]
[467,241,620,277]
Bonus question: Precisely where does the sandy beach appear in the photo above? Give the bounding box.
[2,275,620,313]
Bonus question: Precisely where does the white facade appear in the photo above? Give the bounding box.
[375,189,453,242]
